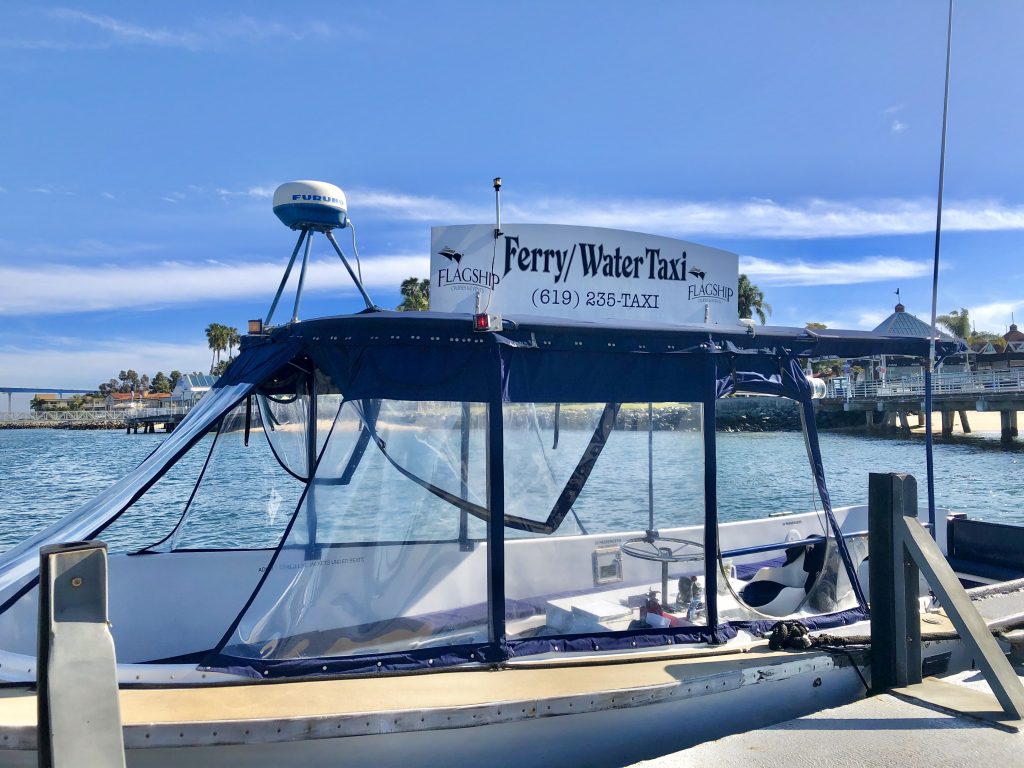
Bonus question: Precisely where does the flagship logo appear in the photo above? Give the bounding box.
[688,277,734,303]
[688,266,706,280]
[436,246,499,290]
[437,247,464,264]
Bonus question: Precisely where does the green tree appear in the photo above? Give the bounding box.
[169,370,183,390]
[738,274,771,325]
[806,322,827,331]
[936,308,970,339]
[396,277,430,311]
[118,369,141,394]
[151,371,172,394]
[969,331,1007,351]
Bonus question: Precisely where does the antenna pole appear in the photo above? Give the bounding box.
[265,227,308,327]
[925,0,954,539]
[493,177,502,239]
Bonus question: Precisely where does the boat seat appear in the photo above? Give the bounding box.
[739,541,827,614]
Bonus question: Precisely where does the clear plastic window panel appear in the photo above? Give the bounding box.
[97,436,212,553]
[219,400,490,663]
[157,399,311,551]
[714,423,864,622]
[503,403,708,640]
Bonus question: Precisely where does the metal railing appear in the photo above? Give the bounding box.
[1,406,192,422]
[825,368,1024,402]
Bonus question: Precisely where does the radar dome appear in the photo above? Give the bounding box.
[273,180,348,230]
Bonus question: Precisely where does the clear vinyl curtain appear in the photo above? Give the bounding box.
[212,399,491,670]
[0,383,255,611]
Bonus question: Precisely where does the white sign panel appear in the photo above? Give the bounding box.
[429,224,739,325]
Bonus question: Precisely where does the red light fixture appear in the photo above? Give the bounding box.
[473,313,502,332]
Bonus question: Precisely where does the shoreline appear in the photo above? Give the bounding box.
[0,420,125,430]
[0,407,1017,440]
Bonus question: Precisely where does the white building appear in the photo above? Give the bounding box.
[171,374,218,406]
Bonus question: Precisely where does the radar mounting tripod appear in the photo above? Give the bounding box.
[264,224,377,327]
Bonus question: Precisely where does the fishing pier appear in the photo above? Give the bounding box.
[819,368,1024,442]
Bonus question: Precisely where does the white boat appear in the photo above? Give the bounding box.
[0,184,1017,766]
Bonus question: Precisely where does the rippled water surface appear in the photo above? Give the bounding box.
[0,425,1021,554]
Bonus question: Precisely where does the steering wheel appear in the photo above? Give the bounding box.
[621,534,704,613]
[620,534,704,563]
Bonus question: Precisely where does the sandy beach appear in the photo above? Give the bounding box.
[910,410,1010,436]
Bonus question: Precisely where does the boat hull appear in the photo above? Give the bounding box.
[0,635,967,767]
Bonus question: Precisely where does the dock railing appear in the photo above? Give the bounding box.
[2,406,191,423]
[826,368,1024,402]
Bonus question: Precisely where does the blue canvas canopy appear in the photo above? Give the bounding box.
[0,310,961,678]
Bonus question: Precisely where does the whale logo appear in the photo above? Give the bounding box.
[688,266,706,280]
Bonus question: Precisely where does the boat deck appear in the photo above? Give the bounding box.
[0,613,960,754]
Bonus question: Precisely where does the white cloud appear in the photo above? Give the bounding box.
[8,239,162,258]
[45,9,336,52]
[0,338,210,390]
[967,300,1024,335]
[346,188,1024,240]
[0,38,108,51]
[891,120,906,133]
[856,311,889,329]
[351,189,485,222]
[883,104,905,115]
[738,255,932,286]
[101,191,116,200]
[0,254,428,316]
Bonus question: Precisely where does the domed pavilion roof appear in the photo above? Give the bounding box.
[872,303,954,340]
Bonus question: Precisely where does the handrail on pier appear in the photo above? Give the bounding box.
[826,368,1024,402]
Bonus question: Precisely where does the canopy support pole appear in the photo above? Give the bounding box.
[305,371,319,559]
[702,362,719,637]
[486,371,507,661]
[459,402,472,551]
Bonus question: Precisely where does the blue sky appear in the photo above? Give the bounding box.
[2,2,1023,405]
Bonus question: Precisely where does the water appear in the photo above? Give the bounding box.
[0,425,1021,554]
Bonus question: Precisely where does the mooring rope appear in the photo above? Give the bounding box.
[766,620,870,692]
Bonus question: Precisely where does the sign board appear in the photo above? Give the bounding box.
[429,224,739,325]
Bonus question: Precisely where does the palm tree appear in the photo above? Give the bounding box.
[396,277,430,311]
[738,274,771,325]
[226,327,241,360]
[205,323,229,373]
[936,308,971,339]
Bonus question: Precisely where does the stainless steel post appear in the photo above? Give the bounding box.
[37,541,125,768]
